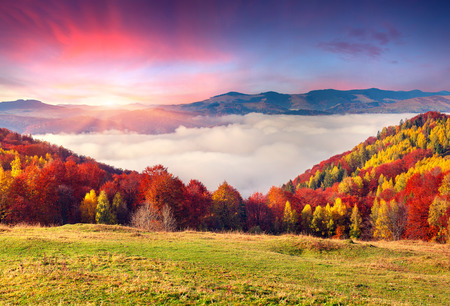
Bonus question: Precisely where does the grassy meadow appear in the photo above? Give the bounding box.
[0,224,449,305]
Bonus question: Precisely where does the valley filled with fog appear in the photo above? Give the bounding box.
[36,113,414,197]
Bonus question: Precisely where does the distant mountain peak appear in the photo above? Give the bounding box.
[0,99,53,110]
[213,91,247,97]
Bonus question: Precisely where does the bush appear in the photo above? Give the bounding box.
[130,203,176,232]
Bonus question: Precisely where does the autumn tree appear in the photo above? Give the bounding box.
[301,204,313,234]
[404,172,440,240]
[0,166,12,222]
[331,198,347,238]
[246,192,273,232]
[210,182,244,230]
[10,154,22,178]
[428,196,450,243]
[181,180,212,229]
[372,199,407,240]
[283,201,298,233]
[267,186,292,232]
[140,165,184,227]
[80,189,97,223]
[78,161,107,191]
[372,199,392,240]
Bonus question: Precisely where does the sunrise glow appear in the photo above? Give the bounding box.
[0,0,449,106]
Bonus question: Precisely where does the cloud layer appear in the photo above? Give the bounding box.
[36,114,413,197]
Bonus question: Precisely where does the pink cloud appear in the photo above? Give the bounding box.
[0,1,231,66]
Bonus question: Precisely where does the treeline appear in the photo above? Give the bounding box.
[0,112,449,243]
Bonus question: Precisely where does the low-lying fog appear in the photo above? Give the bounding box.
[36,113,414,197]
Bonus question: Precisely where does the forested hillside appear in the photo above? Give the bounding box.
[283,111,450,242]
[0,112,449,243]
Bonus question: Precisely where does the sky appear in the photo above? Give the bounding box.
[1,0,449,106]
[36,113,413,197]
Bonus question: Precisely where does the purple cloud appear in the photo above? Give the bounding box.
[318,41,383,58]
[348,26,402,45]
[371,31,390,45]
[320,24,403,58]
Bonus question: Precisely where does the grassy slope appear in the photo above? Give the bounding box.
[0,224,449,305]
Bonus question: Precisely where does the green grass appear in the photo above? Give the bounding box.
[0,224,449,305]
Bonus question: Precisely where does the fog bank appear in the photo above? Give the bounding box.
[36,113,414,197]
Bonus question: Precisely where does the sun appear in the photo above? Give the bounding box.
[98,96,126,108]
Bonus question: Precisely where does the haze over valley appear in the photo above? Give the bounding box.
[35,113,413,197]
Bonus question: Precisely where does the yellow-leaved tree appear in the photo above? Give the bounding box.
[282,201,298,233]
[301,204,313,234]
[331,198,347,238]
[80,189,97,223]
[428,196,450,243]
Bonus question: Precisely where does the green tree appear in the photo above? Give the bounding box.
[325,203,334,238]
[311,206,327,237]
[112,192,128,224]
[96,190,112,224]
[349,204,362,239]
[284,180,295,193]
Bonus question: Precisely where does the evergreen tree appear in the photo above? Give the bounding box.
[284,180,295,193]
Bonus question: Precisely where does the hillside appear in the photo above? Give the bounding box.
[282,112,450,242]
[0,128,125,224]
[0,224,448,305]
[0,112,449,244]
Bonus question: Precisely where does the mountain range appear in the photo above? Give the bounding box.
[1,88,450,134]
[164,88,450,115]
